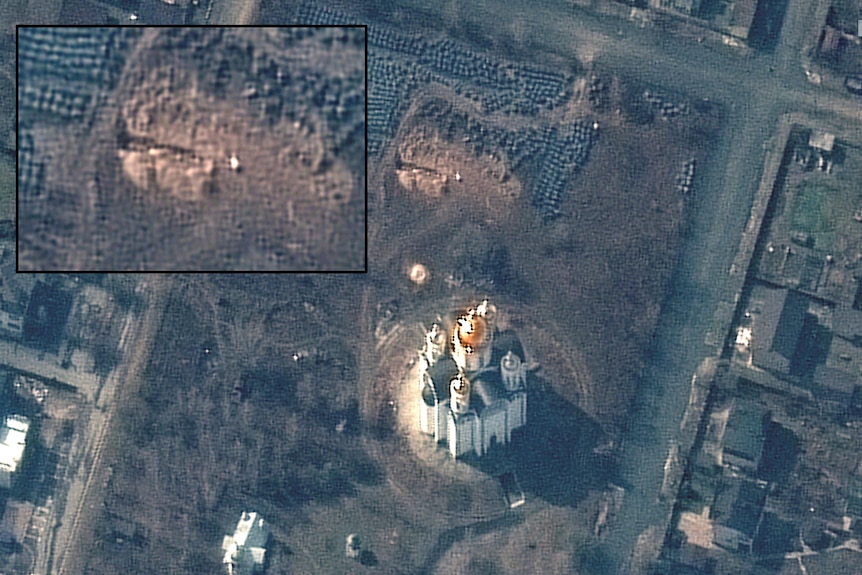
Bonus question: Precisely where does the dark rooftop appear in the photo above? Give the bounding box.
[814,365,859,400]
[723,400,770,468]
[472,373,505,412]
[750,284,810,373]
[424,328,526,415]
[713,475,767,540]
[426,355,458,403]
[833,305,862,343]
[23,282,74,354]
[773,290,810,358]
[729,0,759,37]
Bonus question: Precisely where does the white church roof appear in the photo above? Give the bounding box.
[223,511,268,574]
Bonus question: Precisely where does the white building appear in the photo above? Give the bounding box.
[222,511,268,575]
[0,415,30,489]
[419,301,527,458]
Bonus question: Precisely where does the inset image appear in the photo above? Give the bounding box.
[17,26,366,272]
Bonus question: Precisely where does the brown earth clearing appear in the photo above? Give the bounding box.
[371,77,718,432]
[18,27,365,271]
[80,62,720,574]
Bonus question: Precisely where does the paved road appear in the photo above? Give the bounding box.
[51,276,170,575]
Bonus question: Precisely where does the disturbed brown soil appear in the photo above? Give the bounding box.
[371,79,714,435]
[19,28,365,271]
[82,60,719,575]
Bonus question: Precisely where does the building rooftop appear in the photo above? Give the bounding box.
[750,284,809,373]
[728,0,759,38]
[723,400,770,469]
[472,373,505,412]
[820,25,843,56]
[424,330,525,416]
[809,130,836,152]
[222,511,268,575]
[814,365,859,400]
[232,511,267,549]
[0,416,30,474]
[712,475,766,541]
[425,355,458,404]
[23,281,74,354]
[823,334,862,376]
[832,305,862,342]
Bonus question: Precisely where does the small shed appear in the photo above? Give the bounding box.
[809,130,836,153]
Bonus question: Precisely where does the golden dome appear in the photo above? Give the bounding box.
[454,313,486,351]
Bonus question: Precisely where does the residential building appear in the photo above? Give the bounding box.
[832,304,862,344]
[749,284,810,374]
[0,416,30,489]
[814,365,859,402]
[0,299,24,340]
[711,475,767,554]
[720,400,770,475]
[650,0,703,17]
[726,0,759,39]
[222,511,268,575]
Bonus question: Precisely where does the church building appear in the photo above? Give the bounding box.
[418,301,527,458]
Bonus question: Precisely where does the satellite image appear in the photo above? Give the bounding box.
[1,0,862,574]
[17,25,366,271]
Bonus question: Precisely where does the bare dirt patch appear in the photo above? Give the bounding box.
[372,78,717,435]
[396,123,521,216]
[19,27,366,271]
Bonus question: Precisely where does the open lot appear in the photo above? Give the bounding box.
[80,272,616,574]
[372,75,720,433]
[17,27,366,272]
[757,126,862,300]
[790,180,839,251]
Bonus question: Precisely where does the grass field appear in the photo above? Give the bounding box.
[0,155,13,220]
[790,180,837,250]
